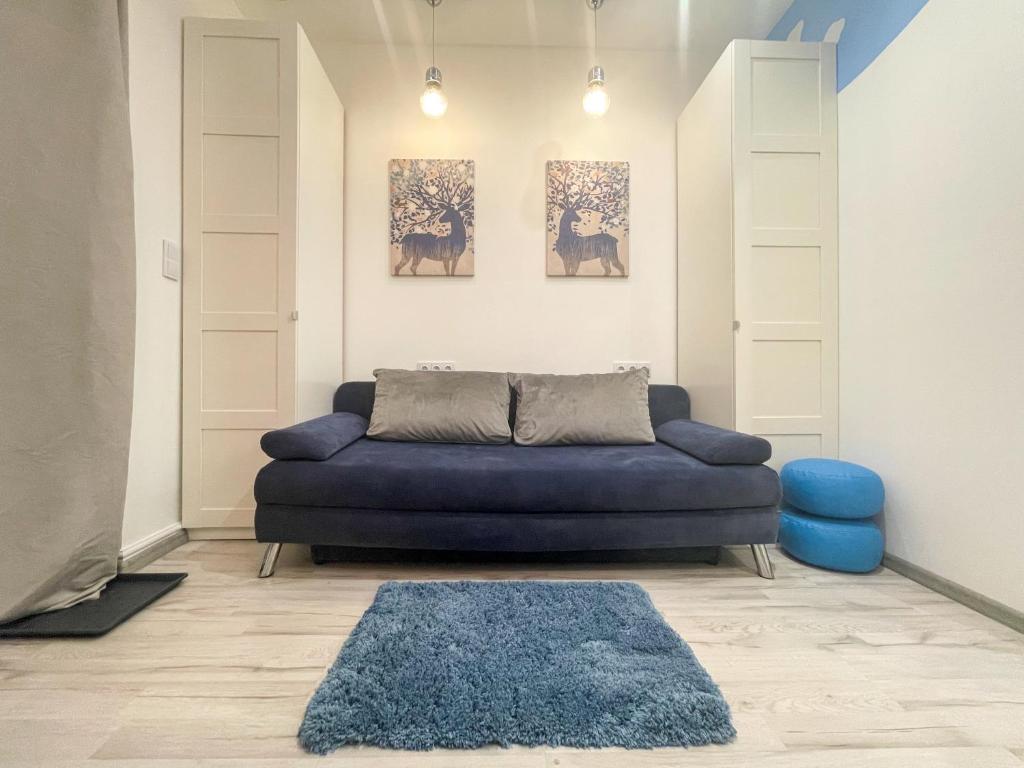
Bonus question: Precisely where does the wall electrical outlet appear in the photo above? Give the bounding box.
[416,361,456,372]
[612,361,652,376]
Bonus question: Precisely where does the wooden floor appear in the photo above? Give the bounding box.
[2,541,1023,767]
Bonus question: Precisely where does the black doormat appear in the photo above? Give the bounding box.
[0,572,187,638]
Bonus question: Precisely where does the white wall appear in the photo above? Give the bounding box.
[124,0,242,551]
[838,0,1024,612]
[315,43,690,383]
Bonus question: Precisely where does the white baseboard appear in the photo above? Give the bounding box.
[119,523,189,573]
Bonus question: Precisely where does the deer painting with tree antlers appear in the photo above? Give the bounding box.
[546,160,629,277]
[390,159,475,276]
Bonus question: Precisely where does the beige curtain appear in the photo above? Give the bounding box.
[0,1,135,622]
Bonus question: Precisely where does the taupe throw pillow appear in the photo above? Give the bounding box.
[511,370,655,446]
[368,369,512,444]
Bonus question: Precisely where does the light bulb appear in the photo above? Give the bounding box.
[582,65,609,117]
[420,66,447,118]
[583,82,610,117]
[420,83,448,118]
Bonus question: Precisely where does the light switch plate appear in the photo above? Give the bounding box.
[162,239,181,281]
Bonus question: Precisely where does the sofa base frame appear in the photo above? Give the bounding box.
[256,541,774,579]
[255,504,778,579]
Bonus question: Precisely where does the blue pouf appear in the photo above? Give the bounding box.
[778,506,883,573]
[778,458,885,573]
[781,458,884,519]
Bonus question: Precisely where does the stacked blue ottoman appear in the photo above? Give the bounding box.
[778,459,885,573]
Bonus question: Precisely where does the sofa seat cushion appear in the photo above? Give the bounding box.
[255,440,782,513]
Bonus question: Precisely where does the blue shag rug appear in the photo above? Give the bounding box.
[298,580,735,754]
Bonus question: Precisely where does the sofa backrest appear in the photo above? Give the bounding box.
[333,380,691,427]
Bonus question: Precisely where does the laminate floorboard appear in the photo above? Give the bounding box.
[1,541,1021,767]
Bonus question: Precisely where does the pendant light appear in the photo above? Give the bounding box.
[582,0,610,117]
[420,0,448,118]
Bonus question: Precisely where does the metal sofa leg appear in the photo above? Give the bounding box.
[258,542,282,578]
[751,544,775,580]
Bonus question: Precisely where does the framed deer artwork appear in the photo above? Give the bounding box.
[546,160,629,277]
[389,159,475,276]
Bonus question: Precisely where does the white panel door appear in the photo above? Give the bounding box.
[182,20,297,535]
[733,41,838,467]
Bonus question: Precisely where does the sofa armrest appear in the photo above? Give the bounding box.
[261,413,368,461]
[655,419,771,465]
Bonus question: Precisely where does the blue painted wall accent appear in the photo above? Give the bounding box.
[767,0,929,90]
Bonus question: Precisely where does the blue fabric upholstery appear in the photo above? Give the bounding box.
[256,381,781,553]
[778,505,883,573]
[254,439,781,513]
[781,458,885,519]
[655,419,771,465]
[256,504,781,550]
[260,413,368,461]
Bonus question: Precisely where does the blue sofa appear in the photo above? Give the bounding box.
[253,382,782,578]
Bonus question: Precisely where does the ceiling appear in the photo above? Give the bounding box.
[234,0,793,51]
